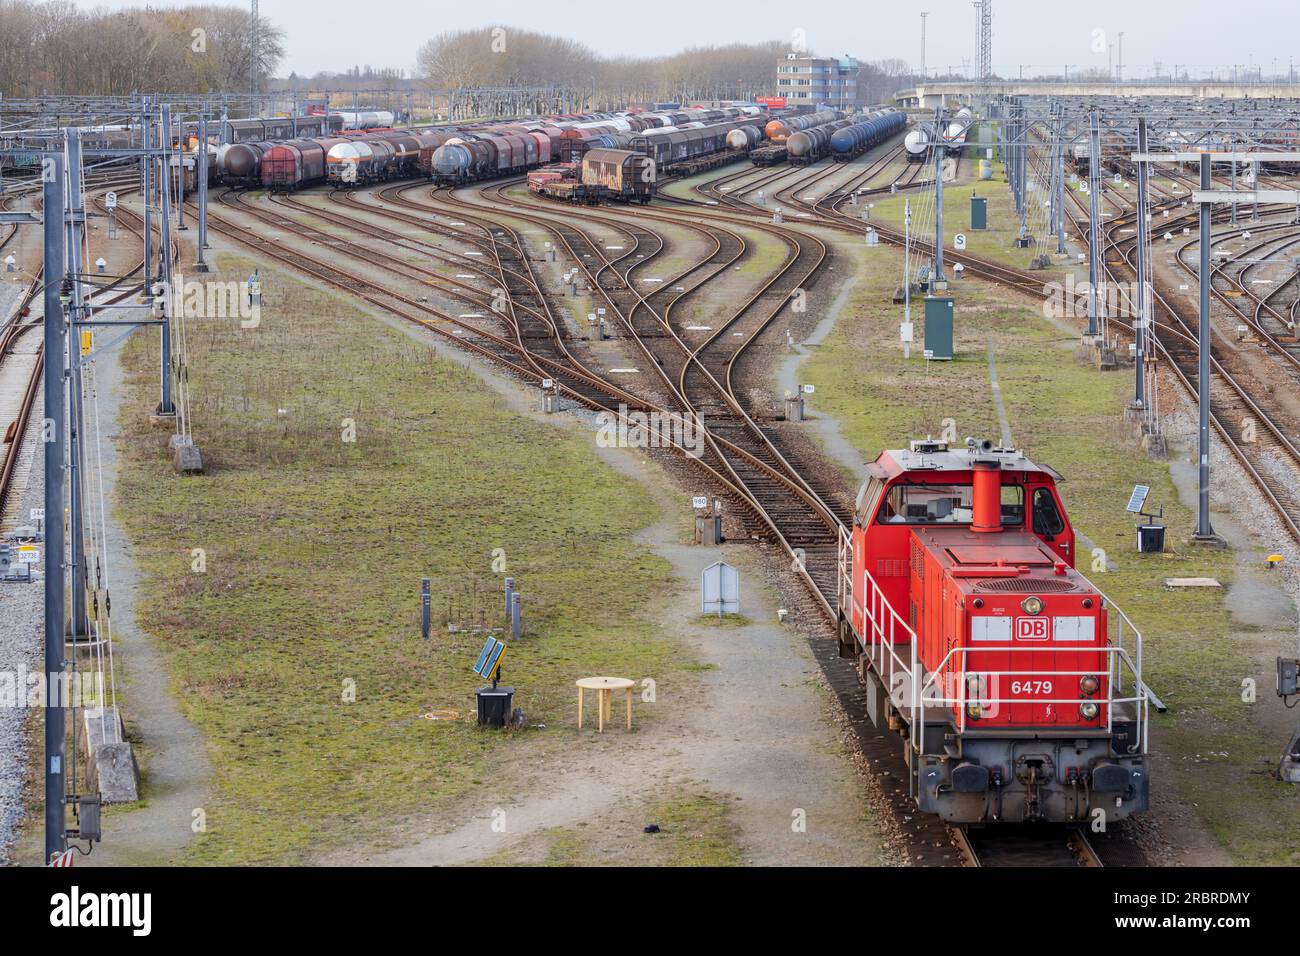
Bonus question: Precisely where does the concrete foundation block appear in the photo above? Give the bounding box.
[1279,730,1300,783]
[81,707,139,804]
[171,437,205,474]
[1140,431,1167,459]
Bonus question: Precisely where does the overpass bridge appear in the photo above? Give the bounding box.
[895,80,1300,110]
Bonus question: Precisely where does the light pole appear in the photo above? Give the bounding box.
[920,12,928,79]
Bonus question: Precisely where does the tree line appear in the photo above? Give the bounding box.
[0,7,932,110]
[0,1,284,99]
[417,27,802,108]
[414,28,939,111]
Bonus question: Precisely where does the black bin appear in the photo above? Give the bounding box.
[476,686,515,727]
[1137,524,1165,554]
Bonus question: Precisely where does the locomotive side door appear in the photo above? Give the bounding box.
[1029,482,1075,566]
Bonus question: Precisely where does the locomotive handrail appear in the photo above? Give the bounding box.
[858,566,921,740]
[915,644,1149,758]
[837,526,853,617]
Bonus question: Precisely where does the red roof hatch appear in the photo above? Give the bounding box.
[946,544,1055,566]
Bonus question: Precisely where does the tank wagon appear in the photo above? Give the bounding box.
[764,109,842,144]
[726,125,764,151]
[787,119,852,165]
[829,109,908,161]
[906,108,976,163]
[839,439,1151,824]
[943,106,977,155]
[333,110,396,130]
[904,125,934,163]
[221,142,271,186]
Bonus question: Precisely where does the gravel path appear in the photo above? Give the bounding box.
[0,270,44,868]
[0,277,44,864]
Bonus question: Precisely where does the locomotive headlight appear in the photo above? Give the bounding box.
[1079,701,1100,720]
[1079,675,1101,696]
[966,674,986,719]
[1020,596,1044,615]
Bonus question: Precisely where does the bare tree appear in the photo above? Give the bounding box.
[0,1,285,98]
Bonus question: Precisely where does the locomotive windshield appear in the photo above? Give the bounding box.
[877,482,1024,526]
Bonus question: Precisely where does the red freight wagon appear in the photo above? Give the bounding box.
[261,139,327,189]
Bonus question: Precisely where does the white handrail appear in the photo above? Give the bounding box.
[855,562,1148,758]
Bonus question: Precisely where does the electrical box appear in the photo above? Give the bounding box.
[77,794,102,842]
[476,686,515,727]
[923,295,954,361]
[971,196,988,230]
[1279,658,1299,697]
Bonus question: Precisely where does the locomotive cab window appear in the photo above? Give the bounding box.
[877,483,1023,525]
[1031,487,1066,536]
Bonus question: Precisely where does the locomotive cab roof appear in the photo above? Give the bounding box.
[855,441,1063,523]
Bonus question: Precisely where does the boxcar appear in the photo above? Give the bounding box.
[581,148,654,203]
[261,139,327,189]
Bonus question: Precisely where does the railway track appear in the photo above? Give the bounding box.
[432,177,853,613]
[0,174,146,524]
[954,824,1104,867]
[198,153,1152,866]
[1052,165,1300,543]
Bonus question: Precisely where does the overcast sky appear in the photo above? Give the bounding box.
[85,0,1300,80]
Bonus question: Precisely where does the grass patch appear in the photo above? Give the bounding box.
[643,791,742,866]
[113,251,686,864]
[869,145,1067,274]
[694,613,753,628]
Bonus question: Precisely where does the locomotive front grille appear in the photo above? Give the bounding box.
[974,577,1077,593]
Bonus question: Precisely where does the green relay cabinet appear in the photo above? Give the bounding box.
[924,295,954,360]
[971,195,987,230]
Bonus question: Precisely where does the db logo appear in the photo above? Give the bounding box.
[1016,617,1051,641]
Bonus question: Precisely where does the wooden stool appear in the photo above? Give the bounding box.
[576,676,635,732]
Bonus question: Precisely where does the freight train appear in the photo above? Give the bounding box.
[432,106,765,183]
[215,105,774,191]
[763,109,841,144]
[830,109,909,161]
[905,107,977,163]
[838,439,1151,824]
[787,119,852,165]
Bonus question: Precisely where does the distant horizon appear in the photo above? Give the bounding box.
[40,0,1300,83]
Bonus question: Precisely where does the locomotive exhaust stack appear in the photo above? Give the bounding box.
[971,459,1002,533]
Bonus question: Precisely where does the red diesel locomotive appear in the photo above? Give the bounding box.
[837,439,1150,824]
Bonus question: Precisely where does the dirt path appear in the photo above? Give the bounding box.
[70,281,215,867]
